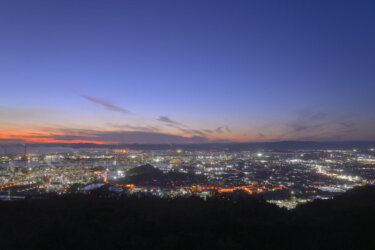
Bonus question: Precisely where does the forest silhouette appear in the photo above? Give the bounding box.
[0,186,374,250]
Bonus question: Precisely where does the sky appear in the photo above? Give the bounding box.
[1,0,375,144]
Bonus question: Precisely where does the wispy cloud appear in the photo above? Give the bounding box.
[81,95,130,114]
[157,116,232,138]
[280,109,358,141]
[165,124,203,136]
[257,133,265,139]
[166,123,233,138]
[157,116,205,136]
[215,126,231,134]
[0,139,25,145]
[191,129,206,137]
[157,116,181,125]
[28,129,210,144]
[107,123,161,132]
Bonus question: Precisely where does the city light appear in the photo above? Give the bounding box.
[0,147,373,208]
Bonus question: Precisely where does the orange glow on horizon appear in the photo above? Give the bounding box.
[0,128,260,144]
[0,129,112,144]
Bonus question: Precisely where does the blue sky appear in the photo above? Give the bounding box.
[1,0,375,143]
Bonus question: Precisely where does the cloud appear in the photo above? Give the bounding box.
[157,116,181,125]
[165,124,205,136]
[191,129,207,137]
[81,95,130,114]
[289,110,329,133]
[157,116,210,136]
[257,133,265,138]
[281,109,358,141]
[158,118,232,138]
[29,129,210,144]
[0,139,25,145]
[107,123,161,132]
[161,121,224,137]
[215,126,231,134]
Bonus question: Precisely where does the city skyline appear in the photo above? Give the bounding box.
[1,0,375,144]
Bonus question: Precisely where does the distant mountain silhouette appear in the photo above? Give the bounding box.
[3,141,375,154]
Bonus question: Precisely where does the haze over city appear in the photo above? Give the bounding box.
[1,0,375,144]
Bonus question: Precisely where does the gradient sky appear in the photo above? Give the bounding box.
[1,0,375,144]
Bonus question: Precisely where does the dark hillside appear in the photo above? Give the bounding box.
[0,186,375,250]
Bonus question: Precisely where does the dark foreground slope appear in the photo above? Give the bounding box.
[1,186,375,250]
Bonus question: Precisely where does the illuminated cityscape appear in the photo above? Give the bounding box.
[1,145,374,209]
